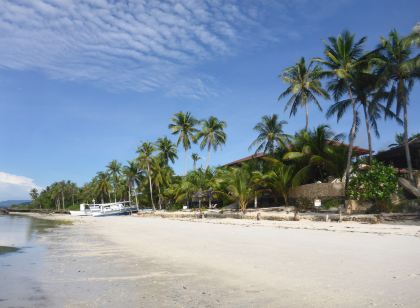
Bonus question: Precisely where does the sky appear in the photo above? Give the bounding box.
[0,0,419,201]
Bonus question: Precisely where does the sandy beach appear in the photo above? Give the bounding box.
[3,214,420,307]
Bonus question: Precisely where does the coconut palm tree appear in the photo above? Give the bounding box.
[191,153,201,170]
[107,160,121,202]
[279,57,330,131]
[151,157,173,210]
[168,112,198,174]
[196,116,227,169]
[136,142,156,210]
[123,160,142,207]
[249,114,289,154]
[95,172,112,204]
[375,29,420,182]
[314,30,367,188]
[155,137,178,165]
[326,69,400,164]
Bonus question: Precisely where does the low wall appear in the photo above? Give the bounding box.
[289,182,345,200]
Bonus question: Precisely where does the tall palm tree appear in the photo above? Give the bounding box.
[168,112,198,174]
[249,114,289,154]
[107,160,121,202]
[376,29,420,182]
[137,142,156,210]
[151,157,173,210]
[315,30,367,188]
[279,57,330,131]
[155,137,178,165]
[191,153,201,170]
[123,160,142,207]
[196,116,227,169]
[326,69,400,164]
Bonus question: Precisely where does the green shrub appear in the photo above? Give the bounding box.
[348,161,398,202]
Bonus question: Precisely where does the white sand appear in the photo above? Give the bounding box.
[10,214,420,307]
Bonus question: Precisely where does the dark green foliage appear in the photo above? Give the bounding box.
[348,161,398,202]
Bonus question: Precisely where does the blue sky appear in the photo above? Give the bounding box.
[0,0,419,200]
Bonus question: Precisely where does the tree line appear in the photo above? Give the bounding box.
[29,28,419,212]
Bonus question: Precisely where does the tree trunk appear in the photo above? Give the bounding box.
[128,184,131,203]
[205,148,211,170]
[363,103,373,164]
[403,103,414,182]
[305,102,309,131]
[254,195,258,208]
[62,192,65,210]
[184,150,188,175]
[114,183,117,203]
[147,162,155,210]
[158,185,162,210]
[344,85,357,190]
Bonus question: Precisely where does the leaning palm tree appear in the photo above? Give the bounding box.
[314,30,367,188]
[107,160,121,202]
[326,69,400,164]
[168,112,198,174]
[375,29,420,182]
[195,116,227,169]
[249,114,289,154]
[136,142,156,210]
[191,153,201,170]
[155,137,178,165]
[279,57,330,131]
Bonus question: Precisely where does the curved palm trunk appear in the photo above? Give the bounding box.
[254,194,258,208]
[158,185,162,210]
[128,184,131,203]
[147,162,155,210]
[403,103,414,182]
[344,85,358,190]
[305,102,309,131]
[362,103,373,164]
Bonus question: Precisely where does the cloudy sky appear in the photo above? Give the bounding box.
[0,0,419,200]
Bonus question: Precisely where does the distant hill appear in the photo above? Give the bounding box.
[0,200,31,208]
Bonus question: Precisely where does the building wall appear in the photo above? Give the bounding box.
[289,182,345,201]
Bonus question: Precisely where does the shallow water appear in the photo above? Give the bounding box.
[0,215,68,306]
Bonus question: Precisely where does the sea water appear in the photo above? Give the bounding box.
[0,215,65,306]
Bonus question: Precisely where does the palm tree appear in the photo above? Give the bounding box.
[151,157,173,210]
[315,30,367,188]
[107,160,121,202]
[191,153,201,170]
[262,157,301,207]
[156,137,178,165]
[123,160,142,207]
[196,116,227,169]
[326,69,400,164]
[376,29,420,182]
[279,57,330,131]
[249,114,289,154]
[137,142,156,210]
[168,112,198,174]
[284,125,347,182]
[223,167,254,214]
[95,172,111,204]
[389,132,420,148]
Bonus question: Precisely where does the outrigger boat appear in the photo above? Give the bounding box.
[70,202,138,217]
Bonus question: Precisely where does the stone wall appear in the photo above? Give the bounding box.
[289,182,345,201]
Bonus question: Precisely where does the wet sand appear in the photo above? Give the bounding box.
[3,214,420,307]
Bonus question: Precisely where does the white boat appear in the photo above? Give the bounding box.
[70,202,137,217]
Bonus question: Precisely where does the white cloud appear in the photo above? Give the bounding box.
[0,0,263,98]
[0,172,41,201]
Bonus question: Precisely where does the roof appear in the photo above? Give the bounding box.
[224,152,265,167]
[223,141,370,167]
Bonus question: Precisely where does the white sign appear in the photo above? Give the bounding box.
[314,199,322,207]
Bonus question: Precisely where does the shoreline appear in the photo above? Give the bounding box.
[3,213,420,307]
